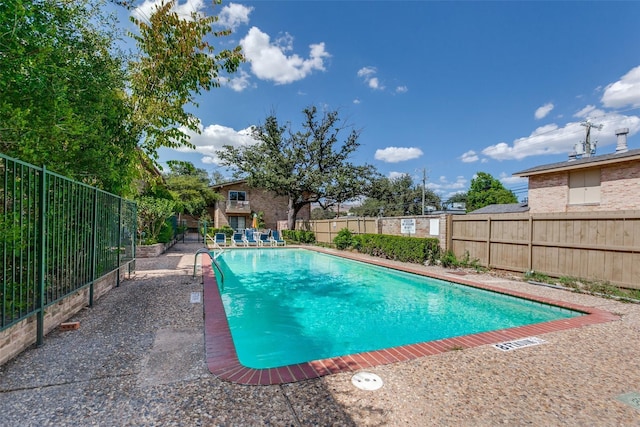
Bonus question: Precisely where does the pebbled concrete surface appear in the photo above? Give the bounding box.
[1,234,639,426]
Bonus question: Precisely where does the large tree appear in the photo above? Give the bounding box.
[164,160,220,216]
[0,0,139,194]
[0,0,242,196]
[128,0,243,162]
[351,174,441,217]
[466,172,517,212]
[217,106,378,229]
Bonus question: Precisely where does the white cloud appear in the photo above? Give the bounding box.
[374,147,423,163]
[368,77,381,90]
[218,2,252,31]
[535,102,554,120]
[601,65,640,108]
[240,27,330,85]
[353,98,361,104]
[357,66,384,90]
[396,85,408,94]
[481,113,640,161]
[460,150,479,163]
[499,173,527,186]
[171,122,256,165]
[357,67,376,78]
[219,69,253,92]
[573,104,606,119]
[427,176,467,195]
[132,0,205,22]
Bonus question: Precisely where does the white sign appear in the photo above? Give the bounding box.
[400,219,416,235]
[429,218,440,236]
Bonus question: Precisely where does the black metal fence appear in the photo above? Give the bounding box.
[1,153,136,344]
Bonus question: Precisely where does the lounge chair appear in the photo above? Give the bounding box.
[232,232,247,247]
[258,230,271,246]
[244,229,259,246]
[214,233,227,248]
[270,230,286,246]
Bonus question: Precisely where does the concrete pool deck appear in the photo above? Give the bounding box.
[1,236,640,426]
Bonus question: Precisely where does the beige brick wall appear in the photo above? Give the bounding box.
[378,215,448,252]
[528,172,568,213]
[600,162,640,210]
[213,183,309,230]
[0,270,120,366]
[528,162,640,213]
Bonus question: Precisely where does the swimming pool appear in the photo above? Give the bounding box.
[213,248,582,370]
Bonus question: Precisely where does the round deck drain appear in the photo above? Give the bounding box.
[351,372,383,390]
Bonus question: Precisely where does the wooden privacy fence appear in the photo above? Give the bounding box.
[299,215,448,251]
[449,211,640,289]
[302,217,379,243]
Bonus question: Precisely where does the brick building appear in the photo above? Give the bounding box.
[208,180,310,231]
[514,144,640,214]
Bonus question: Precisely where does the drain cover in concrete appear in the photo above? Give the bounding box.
[352,372,383,390]
[617,392,640,411]
[190,292,201,303]
[493,337,546,351]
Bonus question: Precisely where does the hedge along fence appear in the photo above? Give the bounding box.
[344,232,441,265]
[282,229,316,244]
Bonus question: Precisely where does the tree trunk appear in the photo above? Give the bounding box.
[287,197,308,230]
[287,198,297,230]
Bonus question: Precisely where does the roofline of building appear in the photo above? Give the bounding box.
[513,149,640,177]
[211,179,248,189]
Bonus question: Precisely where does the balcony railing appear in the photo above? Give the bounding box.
[226,200,251,213]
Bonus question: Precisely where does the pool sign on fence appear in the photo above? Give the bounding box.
[401,218,416,235]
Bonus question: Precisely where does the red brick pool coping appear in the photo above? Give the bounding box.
[203,248,619,385]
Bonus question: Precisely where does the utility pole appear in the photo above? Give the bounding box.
[421,168,427,215]
[580,119,603,158]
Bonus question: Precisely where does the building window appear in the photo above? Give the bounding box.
[568,169,600,204]
[229,216,246,231]
[229,191,246,201]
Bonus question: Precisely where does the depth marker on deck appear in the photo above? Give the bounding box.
[493,337,546,351]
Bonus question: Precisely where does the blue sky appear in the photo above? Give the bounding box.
[129,1,640,202]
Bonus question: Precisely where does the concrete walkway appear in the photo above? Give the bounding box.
[1,235,640,426]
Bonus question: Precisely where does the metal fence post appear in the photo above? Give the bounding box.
[89,188,98,307]
[36,166,47,347]
[117,198,122,287]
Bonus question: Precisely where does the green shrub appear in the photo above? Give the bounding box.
[282,229,316,243]
[157,220,174,243]
[440,250,458,268]
[350,233,440,264]
[456,251,485,272]
[524,270,550,283]
[333,228,354,250]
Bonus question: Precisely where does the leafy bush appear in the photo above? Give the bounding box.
[136,196,176,243]
[349,233,440,264]
[439,250,484,271]
[282,229,316,243]
[333,228,354,250]
[157,220,174,243]
[440,250,459,268]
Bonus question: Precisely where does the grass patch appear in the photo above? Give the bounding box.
[526,273,640,302]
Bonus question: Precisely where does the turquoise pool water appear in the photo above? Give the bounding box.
[213,248,581,369]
